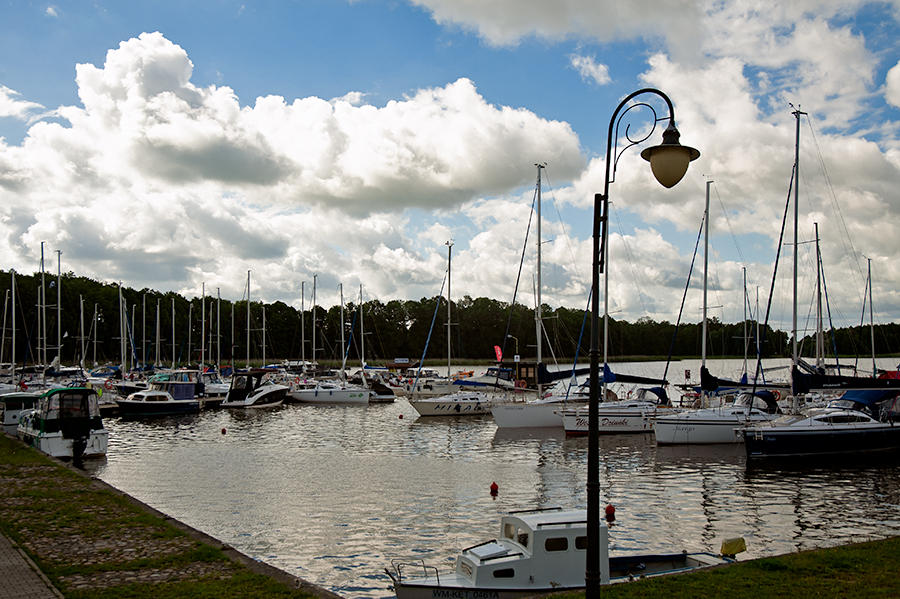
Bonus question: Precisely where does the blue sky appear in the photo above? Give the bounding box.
[1,1,899,341]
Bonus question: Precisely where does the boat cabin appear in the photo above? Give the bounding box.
[30,388,103,440]
[455,508,600,588]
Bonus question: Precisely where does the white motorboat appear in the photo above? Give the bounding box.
[288,379,369,404]
[655,391,781,444]
[386,507,736,599]
[17,387,109,459]
[1,391,41,434]
[408,390,493,416]
[115,389,200,417]
[221,369,289,409]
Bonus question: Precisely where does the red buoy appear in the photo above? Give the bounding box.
[605,504,616,523]
[221,428,227,435]
[490,482,499,496]
[399,414,404,419]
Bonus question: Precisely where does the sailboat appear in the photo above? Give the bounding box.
[288,284,369,405]
[655,180,781,444]
[739,109,900,457]
[409,240,491,416]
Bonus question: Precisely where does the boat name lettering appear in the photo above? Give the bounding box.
[431,590,500,599]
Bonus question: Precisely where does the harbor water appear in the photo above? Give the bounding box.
[84,358,900,598]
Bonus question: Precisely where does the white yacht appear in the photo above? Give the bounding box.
[288,379,369,404]
[17,387,109,459]
[557,388,668,435]
[408,390,493,416]
[655,391,781,444]
[221,370,289,409]
[1,391,41,434]
[386,507,736,599]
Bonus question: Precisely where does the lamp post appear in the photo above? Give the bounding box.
[586,88,699,597]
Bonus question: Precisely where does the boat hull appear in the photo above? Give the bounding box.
[288,387,369,404]
[409,393,491,416]
[743,423,900,458]
[557,403,655,435]
[390,552,729,599]
[655,414,774,444]
[18,428,109,458]
[115,399,200,417]
[491,402,567,428]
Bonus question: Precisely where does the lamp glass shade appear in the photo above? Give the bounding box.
[645,145,692,188]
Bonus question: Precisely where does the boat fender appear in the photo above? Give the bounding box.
[605,504,616,523]
[720,537,746,558]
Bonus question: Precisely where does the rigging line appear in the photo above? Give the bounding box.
[610,206,651,315]
[541,170,583,282]
[711,182,746,266]
[750,165,795,396]
[499,184,538,360]
[804,114,866,292]
[411,271,448,392]
[662,211,705,385]
[819,245,842,369]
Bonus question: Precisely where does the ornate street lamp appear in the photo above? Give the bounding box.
[586,88,699,596]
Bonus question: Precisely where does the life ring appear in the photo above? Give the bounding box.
[17,380,27,391]
[772,389,782,402]
[515,379,526,389]
[104,379,114,391]
[294,376,301,385]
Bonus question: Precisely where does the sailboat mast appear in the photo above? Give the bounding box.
[300,282,306,369]
[359,285,365,368]
[40,242,46,372]
[791,107,806,395]
[702,180,711,373]
[0,290,7,368]
[142,294,146,369]
[262,305,266,367]
[155,298,160,366]
[446,240,453,378]
[92,303,97,367]
[56,250,61,364]
[216,288,221,373]
[312,274,317,373]
[246,271,251,367]
[79,295,84,370]
[869,258,875,376]
[535,163,544,368]
[742,267,748,377]
[171,298,176,368]
[119,283,125,374]
[339,283,346,377]
[10,271,15,374]
[200,283,206,369]
[814,223,824,369]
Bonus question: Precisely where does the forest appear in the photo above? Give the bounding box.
[0,269,895,370]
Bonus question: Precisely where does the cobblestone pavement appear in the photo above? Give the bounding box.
[0,531,62,599]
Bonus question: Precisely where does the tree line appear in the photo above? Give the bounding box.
[0,269,895,369]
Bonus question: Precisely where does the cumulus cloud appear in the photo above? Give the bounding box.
[0,31,586,309]
[569,54,611,85]
[45,6,58,18]
[0,86,45,121]
[887,60,900,108]
[410,0,703,58]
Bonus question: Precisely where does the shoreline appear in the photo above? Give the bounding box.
[0,432,340,598]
